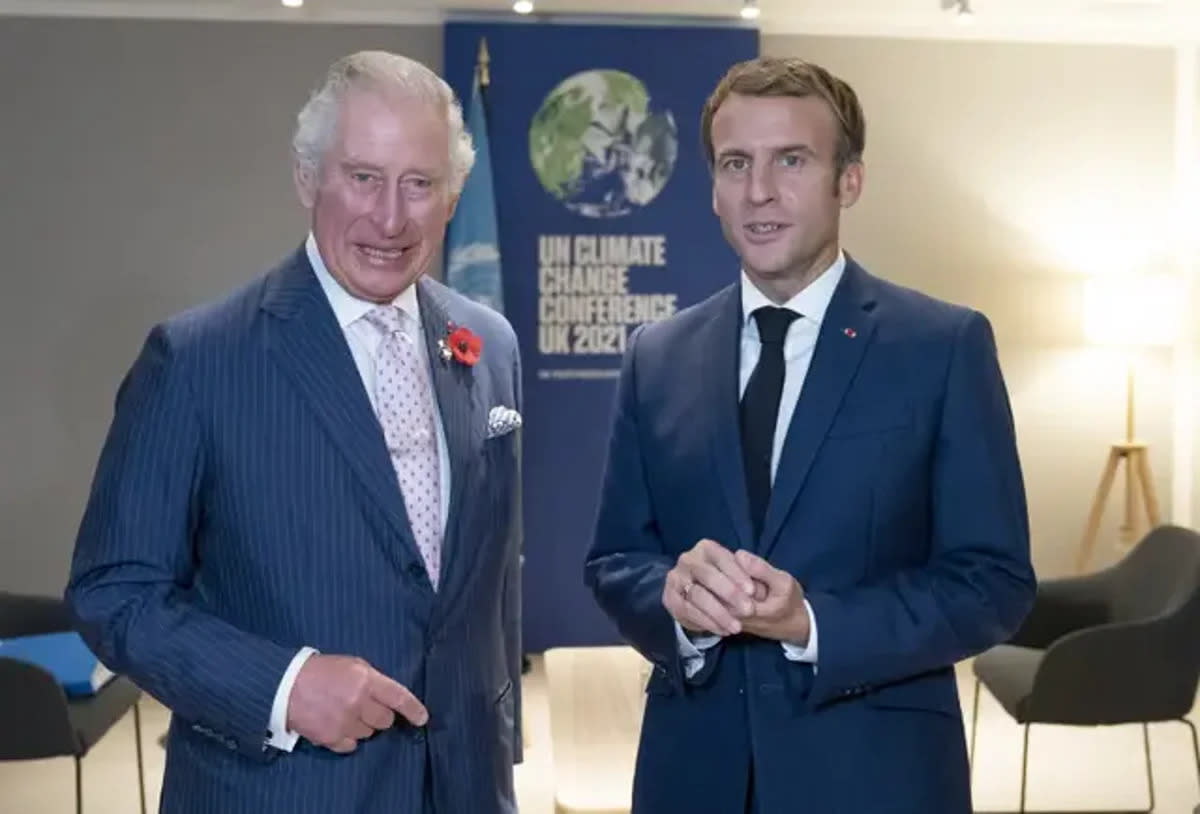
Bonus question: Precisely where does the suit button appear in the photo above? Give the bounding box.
[411,728,426,743]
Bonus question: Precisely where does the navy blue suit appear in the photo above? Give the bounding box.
[586,259,1035,813]
[67,248,522,814]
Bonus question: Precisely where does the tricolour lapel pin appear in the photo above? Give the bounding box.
[843,327,857,338]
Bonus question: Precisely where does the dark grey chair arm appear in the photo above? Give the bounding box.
[1008,570,1113,650]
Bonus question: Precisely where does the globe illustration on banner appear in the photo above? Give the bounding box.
[529,69,678,218]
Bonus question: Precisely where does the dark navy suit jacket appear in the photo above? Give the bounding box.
[586,259,1036,813]
[67,248,523,814]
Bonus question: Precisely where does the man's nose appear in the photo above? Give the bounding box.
[747,164,778,204]
[371,185,407,236]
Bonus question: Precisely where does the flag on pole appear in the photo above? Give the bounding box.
[446,39,504,313]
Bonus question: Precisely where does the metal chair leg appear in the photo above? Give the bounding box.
[133,701,147,814]
[1180,717,1200,814]
[74,755,82,814]
[1019,723,1030,814]
[977,721,1158,813]
[970,677,981,774]
[1140,722,1155,812]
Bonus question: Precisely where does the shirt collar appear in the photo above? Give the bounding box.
[306,232,421,331]
[740,249,846,330]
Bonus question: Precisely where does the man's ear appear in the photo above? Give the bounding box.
[294,161,317,208]
[837,161,864,208]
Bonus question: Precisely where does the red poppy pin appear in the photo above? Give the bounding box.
[439,322,482,367]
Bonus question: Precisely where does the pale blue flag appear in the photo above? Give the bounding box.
[446,72,503,313]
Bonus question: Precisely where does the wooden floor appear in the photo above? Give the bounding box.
[1,652,1198,813]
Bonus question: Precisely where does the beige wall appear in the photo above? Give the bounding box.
[764,34,1179,577]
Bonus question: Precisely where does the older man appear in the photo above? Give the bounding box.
[66,50,522,814]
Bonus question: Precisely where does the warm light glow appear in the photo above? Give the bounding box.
[740,1,760,20]
[1084,274,1182,348]
[281,0,302,7]
[513,0,533,13]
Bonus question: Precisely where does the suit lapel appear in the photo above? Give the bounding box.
[415,278,485,598]
[759,260,878,558]
[260,249,424,573]
[703,285,756,552]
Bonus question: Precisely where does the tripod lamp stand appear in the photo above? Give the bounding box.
[1075,274,1179,573]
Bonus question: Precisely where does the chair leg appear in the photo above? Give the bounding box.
[1140,722,1155,812]
[977,722,1159,813]
[970,677,981,774]
[133,701,147,814]
[74,755,82,814]
[1181,717,1200,813]
[1019,723,1030,814]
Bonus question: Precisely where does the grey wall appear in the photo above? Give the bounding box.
[0,17,440,594]
[764,34,1179,577]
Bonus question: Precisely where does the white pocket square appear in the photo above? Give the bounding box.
[486,406,522,439]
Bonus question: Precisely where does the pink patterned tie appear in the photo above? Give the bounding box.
[365,304,443,587]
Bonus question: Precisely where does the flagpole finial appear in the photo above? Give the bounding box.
[476,37,491,87]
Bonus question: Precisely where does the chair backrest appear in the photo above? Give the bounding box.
[1109,525,1200,626]
[0,592,73,639]
[0,658,79,760]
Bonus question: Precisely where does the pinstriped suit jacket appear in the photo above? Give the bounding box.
[66,247,523,814]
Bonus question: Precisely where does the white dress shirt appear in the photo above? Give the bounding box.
[676,250,847,679]
[265,234,452,751]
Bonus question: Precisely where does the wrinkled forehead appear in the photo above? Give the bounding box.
[330,86,451,165]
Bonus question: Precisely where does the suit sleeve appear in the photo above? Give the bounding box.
[502,335,524,764]
[584,326,711,692]
[804,310,1036,708]
[66,326,297,761]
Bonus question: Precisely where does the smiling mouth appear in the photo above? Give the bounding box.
[356,245,409,262]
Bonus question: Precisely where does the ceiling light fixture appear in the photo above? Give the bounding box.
[281,0,302,7]
[740,0,761,20]
[513,0,534,13]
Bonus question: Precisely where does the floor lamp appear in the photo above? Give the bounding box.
[1075,275,1179,573]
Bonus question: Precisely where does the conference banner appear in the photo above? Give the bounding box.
[445,19,759,650]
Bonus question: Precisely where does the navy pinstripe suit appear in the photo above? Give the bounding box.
[66,247,522,813]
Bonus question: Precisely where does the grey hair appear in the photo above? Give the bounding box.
[292,50,475,195]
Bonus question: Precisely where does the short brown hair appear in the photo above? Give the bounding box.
[700,57,865,174]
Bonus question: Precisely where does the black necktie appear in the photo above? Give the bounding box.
[740,306,800,542]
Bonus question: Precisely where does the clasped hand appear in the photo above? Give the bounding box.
[661,539,810,647]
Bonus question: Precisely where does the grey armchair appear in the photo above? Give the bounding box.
[0,591,146,814]
[970,525,1200,813]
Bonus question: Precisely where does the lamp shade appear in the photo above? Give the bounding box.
[1083,274,1181,348]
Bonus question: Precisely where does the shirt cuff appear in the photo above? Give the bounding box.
[780,599,818,664]
[266,646,318,751]
[674,621,720,679]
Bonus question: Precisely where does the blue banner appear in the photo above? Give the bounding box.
[445,20,758,651]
